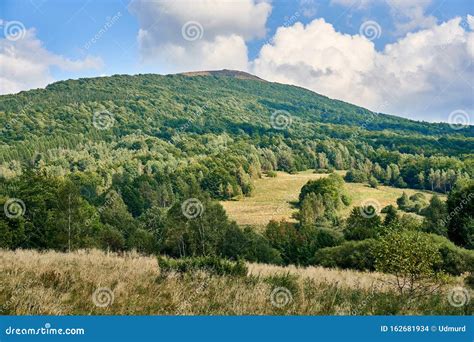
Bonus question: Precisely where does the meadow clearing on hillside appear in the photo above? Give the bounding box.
[221,171,442,227]
[0,249,470,316]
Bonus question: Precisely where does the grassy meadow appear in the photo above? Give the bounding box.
[221,171,442,227]
[0,249,470,316]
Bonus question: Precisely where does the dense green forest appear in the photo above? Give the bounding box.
[0,71,473,282]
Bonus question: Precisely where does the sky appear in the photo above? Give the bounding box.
[0,0,473,124]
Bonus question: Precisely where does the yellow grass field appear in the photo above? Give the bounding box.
[0,249,467,315]
[221,171,443,227]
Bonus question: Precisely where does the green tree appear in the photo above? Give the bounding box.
[374,230,445,298]
[422,195,448,236]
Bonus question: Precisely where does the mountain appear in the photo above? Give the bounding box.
[0,69,473,164]
[179,69,264,81]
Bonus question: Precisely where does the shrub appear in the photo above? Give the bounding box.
[343,207,382,240]
[465,273,474,289]
[374,230,445,297]
[220,225,283,265]
[265,171,277,178]
[312,239,376,271]
[264,273,300,297]
[427,234,474,276]
[158,256,248,276]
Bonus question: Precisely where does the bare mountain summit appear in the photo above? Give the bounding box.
[178,69,265,81]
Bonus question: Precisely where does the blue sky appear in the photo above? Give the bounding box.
[1,0,473,123]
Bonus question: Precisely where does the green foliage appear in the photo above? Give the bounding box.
[421,195,448,236]
[427,233,474,276]
[446,181,474,249]
[265,221,343,266]
[312,240,377,271]
[158,256,248,276]
[374,230,444,295]
[343,207,382,240]
[396,192,428,214]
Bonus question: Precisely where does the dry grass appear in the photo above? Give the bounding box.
[221,170,442,227]
[1,249,469,315]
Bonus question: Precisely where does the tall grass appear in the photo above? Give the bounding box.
[0,249,471,315]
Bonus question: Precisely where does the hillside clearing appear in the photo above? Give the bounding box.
[221,171,443,227]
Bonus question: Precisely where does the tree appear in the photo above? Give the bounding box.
[396,192,411,211]
[344,207,381,240]
[374,230,445,299]
[382,205,399,226]
[368,175,378,188]
[299,193,325,227]
[422,195,448,237]
[447,182,474,249]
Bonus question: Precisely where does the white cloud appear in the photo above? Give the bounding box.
[128,0,271,72]
[0,27,103,95]
[252,16,474,122]
[331,0,437,35]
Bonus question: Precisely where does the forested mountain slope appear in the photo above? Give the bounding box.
[1,70,473,157]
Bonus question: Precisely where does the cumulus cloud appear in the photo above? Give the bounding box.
[128,0,271,72]
[0,27,103,95]
[252,16,474,122]
[332,0,437,35]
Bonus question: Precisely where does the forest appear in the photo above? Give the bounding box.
[1,72,473,298]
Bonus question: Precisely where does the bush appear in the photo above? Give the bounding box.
[158,256,248,276]
[221,225,283,265]
[264,273,300,297]
[465,273,474,289]
[427,234,474,276]
[265,171,277,178]
[374,230,445,296]
[312,239,376,271]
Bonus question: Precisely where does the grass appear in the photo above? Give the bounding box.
[1,249,470,315]
[221,170,443,227]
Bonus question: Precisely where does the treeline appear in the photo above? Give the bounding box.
[2,170,472,279]
[345,154,471,193]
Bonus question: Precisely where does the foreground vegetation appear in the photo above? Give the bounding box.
[0,249,471,315]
